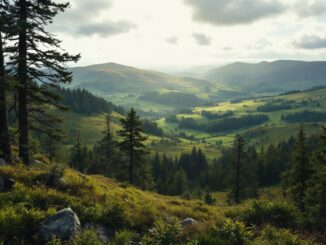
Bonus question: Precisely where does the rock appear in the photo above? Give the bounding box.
[0,176,15,192]
[33,160,43,165]
[39,208,81,241]
[180,218,198,227]
[0,158,6,166]
[84,223,114,243]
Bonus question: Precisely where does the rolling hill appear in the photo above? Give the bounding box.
[205,60,326,93]
[68,62,215,94]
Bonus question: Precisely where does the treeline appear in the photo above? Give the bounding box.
[178,114,269,133]
[150,126,324,209]
[151,147,208,195]
[60,88,125,115]
[257,102,293,112]
[201,110,234,120]
[282,110,326,123]
[257,99,320,113]
[142,119,163,137]
[139,92,204,108]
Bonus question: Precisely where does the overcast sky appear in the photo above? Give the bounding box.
[51,0,326,71]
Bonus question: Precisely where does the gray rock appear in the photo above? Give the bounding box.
[0,158,6,166]
[39,208,81,241]
[0,176,15,192]
[180,218,198,227]
[84,223,114,243]
[33,160,43,165]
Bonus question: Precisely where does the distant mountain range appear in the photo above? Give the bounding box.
[68,62,214,94]
[204,60,326,93]
[68,60,326,100]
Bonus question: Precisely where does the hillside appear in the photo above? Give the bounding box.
[0,162,315,244]
[205,60,326,93]
[158,88,326,149]
[68,62,214,95]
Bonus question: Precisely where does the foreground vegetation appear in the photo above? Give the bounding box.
[0,162,321,244]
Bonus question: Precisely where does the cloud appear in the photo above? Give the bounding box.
[294,35,326,49]
[50,0,136,37]
[222,47,233,51]
[77,21,136,37]
[192,33,212,45]
[293,0,326,17]
[166,36,178,44]
[185,0,285,26]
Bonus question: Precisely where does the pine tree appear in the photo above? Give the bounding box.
[7,0,80,165]
[92,114,115,175]
[40,127,64,163]
[69,132,86,172]
[0,0,11,163]
[118,108,149,186]
[283,125,311,212]
[169,169,188,195]
[226,135,257,204]
[305,127,326,228]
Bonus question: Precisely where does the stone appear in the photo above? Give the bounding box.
[180,218,198,227]
[33,160,43,165]
[84,223,114,243]
[39,208,81,241]
[0,158,6,166]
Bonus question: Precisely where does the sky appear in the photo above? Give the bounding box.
[51,0,326,71]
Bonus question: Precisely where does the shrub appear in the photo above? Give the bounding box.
[100,200,132,230]
[46,236,62,245]
[141,217,182,244]
[253,225,310,245]
[227,200,299,228]
[69,229,104,245]
[110,230,138,245]
[197,219,252,245]
[204,192,215,205]
[0,205,49,242]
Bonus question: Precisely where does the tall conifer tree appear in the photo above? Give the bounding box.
[0,0,12,163]
[118,108,149,186]
[7,0,80,165]
[283,125,311,212]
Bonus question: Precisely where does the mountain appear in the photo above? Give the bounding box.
[205,60,326,93]
[68,62,214,94]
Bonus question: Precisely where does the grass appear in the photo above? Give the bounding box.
[158,88,326,151]
[0,163,314,244]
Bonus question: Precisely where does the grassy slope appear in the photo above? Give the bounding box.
[0,163,315,244]
[159,89,326,149]
[58,89,325,160]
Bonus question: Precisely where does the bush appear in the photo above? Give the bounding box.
[0,205,49,242]
[46,236,62,245]
[69,229,104,245]
[197,219,252,245]
[100,200,132,230]
[141,217,182,244]
[227,200,299,228]
[110,230,137,245]
[253,225,310,245]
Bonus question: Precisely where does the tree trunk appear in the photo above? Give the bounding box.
[235,142,241,204]
[129,129,133,185]
[18,0,30,165]
[0,31,12,163]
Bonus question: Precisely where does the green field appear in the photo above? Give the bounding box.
[59,89,326,161]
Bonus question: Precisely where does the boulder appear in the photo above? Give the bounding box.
[180,218,198,227]
[0,176,15,192]
[84,223,114,243]
[33,160,43,165]
[0,158,6,166]
[39,208,81,241]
